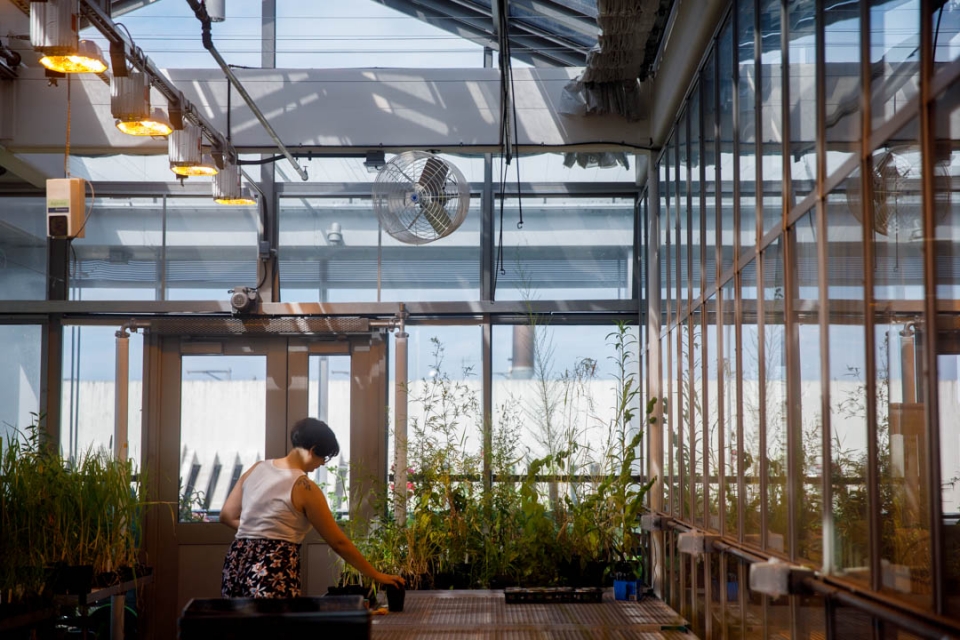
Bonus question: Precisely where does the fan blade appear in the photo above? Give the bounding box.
[418,156,452,235]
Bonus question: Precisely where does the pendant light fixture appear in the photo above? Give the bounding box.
[169,123,219,176]
[213,163,256,205]
[30,0,108,74]
[111,72,173,136]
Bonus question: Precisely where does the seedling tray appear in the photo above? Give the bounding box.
[504,587,603,604]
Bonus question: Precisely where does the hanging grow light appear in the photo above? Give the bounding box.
[169,124,219,176]
[213,163,256,205]
[111,72,172,136]
[31,0,108,74]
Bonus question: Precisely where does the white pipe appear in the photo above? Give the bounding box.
[394,332,408,524]
[114,328,129,460]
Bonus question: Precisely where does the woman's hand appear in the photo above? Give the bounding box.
[376,572,405,588]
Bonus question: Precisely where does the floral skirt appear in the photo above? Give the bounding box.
[221,538,302,598]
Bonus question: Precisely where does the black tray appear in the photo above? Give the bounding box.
[504,587,603,604]
[179,596,370,639]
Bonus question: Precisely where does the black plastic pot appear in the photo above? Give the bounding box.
[385,584,405,612]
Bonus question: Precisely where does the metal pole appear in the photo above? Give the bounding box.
[114,327,129,460]
[394,330,409,524]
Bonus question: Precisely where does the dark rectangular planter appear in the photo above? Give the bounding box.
[179,596,370,639]
[504,587,603,604]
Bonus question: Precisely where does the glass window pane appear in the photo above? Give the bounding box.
[763,239,788,554]
[742,258,762,543]
[871,0,920,129]
[705,294,720,531]
[661,155,673,323]
[308,354,351,518]
[688,312,704,526]
[722,280,739,539]
[703,53,718,292]
[794,210,823,565]
[61,326,144,462]
[760,0,785,237]
[691,86,703,300]
[491,323,638,468]
[678,121,689,314]
[933,80,960,618]
[0,326,42,444]
[788,0,817,204]
[680,320,691,521]
[738,0,758,254]
[825,0,862,177]
[0,199,47,300]
[497,197,634,301]
[826,173,871,585]
[719,21,736,276]
[932,1,960,66]
[179,355,266,522]
[166,197,259,301]
[68,197,163,301]
[670,327,683,517]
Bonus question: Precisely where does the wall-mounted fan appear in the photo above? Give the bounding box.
[847,144,952,240]
[372,151,470,245]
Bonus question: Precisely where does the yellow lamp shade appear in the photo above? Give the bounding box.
[39,40,108,74]
[116,108,173,137]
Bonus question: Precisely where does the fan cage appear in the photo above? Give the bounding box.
[372,151,470,245]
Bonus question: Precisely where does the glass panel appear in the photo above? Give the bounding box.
[766,594,791,639]
[703,53,718,292]
[871,0,920,129]
[179,355,266,522]
[764,239,788,554]
[722,556,744,640]
[671,327,683,517]
[719,20,736,276]
[705,294,720,531]
[694,554,707,638]
[722,279,740,538]
[794,210,823,565]
[69,197,163,301]
[497,197,634,302]
[0,326,42,444]
[872,120,931,607]
[744,558,765,639]
[0,198,47,300]
[742,258,762,543]
[932,1,960,66]
[687,312,704,525]
[760,0,785,237]
[788,0,818,204]
[824,0,862,176]
[738,0,758,254]
[934,82,960,618]
[661,156,673,322]
[166,197,259,301]
[681,317,691,521]
[678,119,689,314]
[691,85,703,300]
[826,173,871,584]
[669,135,690,316]
[308,354,351,518]
[61,326,144,462]
[796,593,827,640]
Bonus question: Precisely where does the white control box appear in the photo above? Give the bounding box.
[46,178,86,238]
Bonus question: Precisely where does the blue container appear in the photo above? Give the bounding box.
[613,580,637,601]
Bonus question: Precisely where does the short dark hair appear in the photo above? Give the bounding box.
[290,418,340,460]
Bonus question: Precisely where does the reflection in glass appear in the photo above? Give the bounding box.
[670,327,683,517]
[68,197,163,302]
[703,53,718,292]
[763,239,788,554]
[0,199,47,300]
[0,326,42,445]
[796,593,827,640]
[166,197,258,301]
[788,0,817,204]
[722,280,739,538]
[932,2,960,65]
[824,0,862,175]
[61,327,144,463]
[871,0,920,129]
[309,355,351,518]
[719,20,736,276]
[742,259,762,541]
[690,86,703,301]
[738,0,758,254]
[661,157,674,320]
[794,211,823,565]
[826,177,871,584]
[678,117,689,315]
[760,0,784,237]
[688,312,704,526]
[706,294,720,531]
[934,82,960,618]
[179,355,266,522]
[681,319,691,521]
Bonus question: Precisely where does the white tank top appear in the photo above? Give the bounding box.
[235,460,313,544]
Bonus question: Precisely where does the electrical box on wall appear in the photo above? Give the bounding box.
[46,178,86,239]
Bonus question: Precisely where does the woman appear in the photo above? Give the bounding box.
[219,417,404,598]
